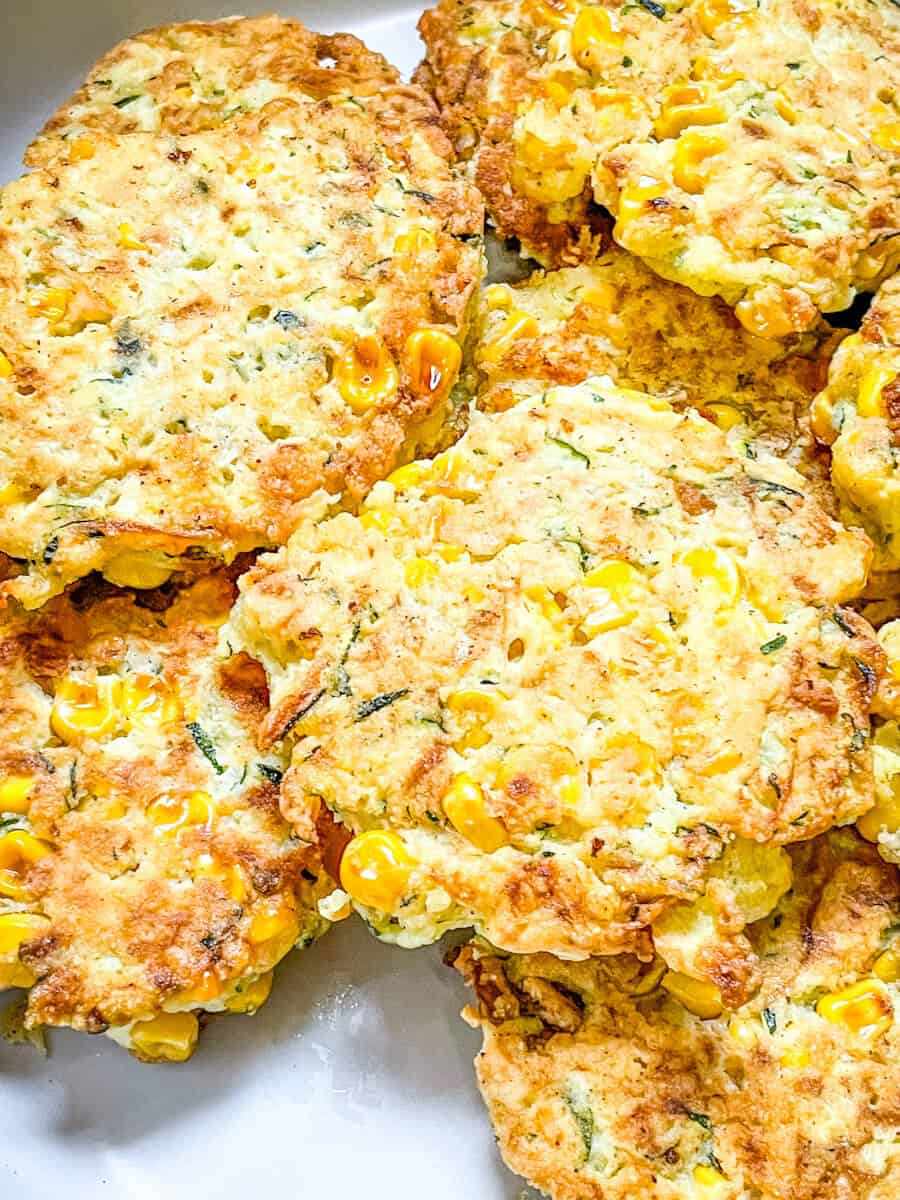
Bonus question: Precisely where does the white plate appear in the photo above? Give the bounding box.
[0,6,534,1197]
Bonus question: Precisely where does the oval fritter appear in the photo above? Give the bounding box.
[477,249,844,495]
[454,830,900,1200]
[0,570,335,1061]
[417,0,900,332]
[25,15,401,168]
[813,274,900,571]
[225,380,880,1003]
[0,86,484,609]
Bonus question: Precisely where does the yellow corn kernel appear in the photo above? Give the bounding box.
[340,830,416,911]
[0,830,53,901]
[874,121,900,152]
[524,585,567,629]
[690,56,743,88]
[51,674,121,743]
[387,460,433,492]
[616,175,669,225]
[0,350,13,378]
[0,912,49,989]
[484,284,514,312]
[571,7,625,72]
[662,971,724,1018]
[524,0,578,27]
[735,291,804,339]
[121,673,180,728]
[102,552,173,589]
[147,790,215,837]
[405,328,462,405]
[68,136,95,161]
[334,334,399,414]
[695,0,755,36]
[394,226,437,256]
[433,542,465,563]
[447,688,503,751]
[857,778,900,842]
[780,1044,810,1069]
[579,559,645,637]
[481,310,539,363]
[816,979,893,1039]
[247,897,298,948]
[810,392,838,445]
[873,948,900,983]
[443,774,508,853]
[130,1012,199,1063]
[195,853,247,903]
[672,128,728,193]
[589,91,647,123]
[592,733,660,783]
[27,286,71,327]
[181,968,222,1006]
[693,1165,728,1191]
[773,92,798,124]
[696,748,742,776]
[224,970,274,1014]
[655,84,726,140]
[727,1015,757,1049]
[359,505,403,535]
[404,557,439,589]
[543,80,573,108]
[0,776,35,814]
[677,546,740,606]
[857,366,896,418]
[118,222,149,251]
[704,401,744,431]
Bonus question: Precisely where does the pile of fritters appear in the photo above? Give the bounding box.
[2,8,900,1198]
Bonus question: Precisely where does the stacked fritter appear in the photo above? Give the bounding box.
[3,6,900,1195]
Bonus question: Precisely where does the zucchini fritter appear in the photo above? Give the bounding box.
[454,830,900,1200]
[417,0,900,332]
[477,249,843,493]
[813,274,900,570]
[26,15,399,168]
[225,380,879,1003]
[0,571,334,1061]
[0,76,483,609]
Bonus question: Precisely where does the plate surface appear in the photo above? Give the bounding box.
[0,5,532,1197]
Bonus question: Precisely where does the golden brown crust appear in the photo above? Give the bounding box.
[458,831,900,1200]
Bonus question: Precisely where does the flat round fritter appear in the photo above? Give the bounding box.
[417,0,900,332]
[0,571,335,1061]
[25,15,400,168]
[455,830,900,1200]
[225,380,879,1004]
[476,249,843,494]
[814,274,900,572]
[0,86,483,609]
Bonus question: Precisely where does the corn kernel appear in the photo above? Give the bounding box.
[672,128,728,193]
[589,91,648,122]
[655,84,726,140]
[340,830,416,911]
[147,790,215,836]
[616,175,669,225]
[118,222,149,251]
[0,776,35,814]
[0,912,49,990]
[857,366,896,418]
[247,897,298,948]
[735,291,805,339]
[693,1165,728,1191]
[0,350,13,378]
[195,853,247,903]
[359,505,403,535]
[780,1044,811,1069]
[334,334,399,414]
[181,968,222,1006]
[130,1012,199,1063]
[447,688,503,751]
[810,392,838,445]
[690,57,744,88]
[387,460,432,492]
[51,674,120,744]
[68,136,95,161]
[816,979,893,1039]
[571,7,625,72]
[27,286,71,328]
[874,948,900,983]
[857,777,900,842]
[727,1015,757,1048]
[592,733,660,782]
[696,748,742,776]
[524,0,578,27]
[773,92,798,124]
[543,80,573,108]
[703,401,744,431]
[484,284,514,312]
[695,0,755,36]
[394,226,437,256]
[662,970,724,1018]
[0,830,53,901]
[579,559,645,637]
[405,328,462,405]
[102,552,173,589]
[677,546,740,606]
[874,121,900,152]
[481,310,539,364]
[443,774,508,853]
[121,673,180,728]
[224,970,274,1014]
[404,557,439,589]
